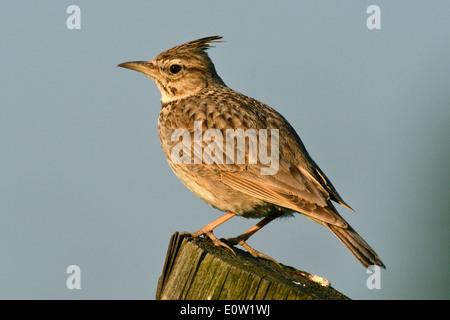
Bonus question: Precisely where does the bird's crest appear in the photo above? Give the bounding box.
[156,36,223,61]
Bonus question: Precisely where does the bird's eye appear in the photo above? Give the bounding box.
[169,64,182,74]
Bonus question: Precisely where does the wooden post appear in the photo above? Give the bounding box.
[156,232,349,300]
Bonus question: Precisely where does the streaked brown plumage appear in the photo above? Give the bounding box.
[118,36,385,269]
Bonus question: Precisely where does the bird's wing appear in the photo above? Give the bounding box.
[218,160,348,228]
[201,97,353,227]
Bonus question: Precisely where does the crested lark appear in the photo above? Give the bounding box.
[118,36,385,269]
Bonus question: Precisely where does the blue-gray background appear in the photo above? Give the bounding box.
[1,1,449,300]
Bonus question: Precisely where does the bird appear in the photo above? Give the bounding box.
[118,35,385,269]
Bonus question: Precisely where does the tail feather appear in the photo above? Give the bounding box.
[328,224,385,269]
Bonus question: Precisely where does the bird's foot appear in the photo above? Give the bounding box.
[226,236,281,267]
[187,212,237,255]
[190,228,236,256]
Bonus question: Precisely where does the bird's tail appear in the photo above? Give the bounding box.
[327,224,385,269]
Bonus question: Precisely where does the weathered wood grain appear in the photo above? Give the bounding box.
[156,232,349,300]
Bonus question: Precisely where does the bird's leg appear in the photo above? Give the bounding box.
[226,213,283,266]
[226,212,282,244]
[190,212,236,254]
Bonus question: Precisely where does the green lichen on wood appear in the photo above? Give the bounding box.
[156,232,349,300]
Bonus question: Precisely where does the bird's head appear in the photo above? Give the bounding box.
[118,36,226,103]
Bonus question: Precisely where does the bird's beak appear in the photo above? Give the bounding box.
[117,60,159,78]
